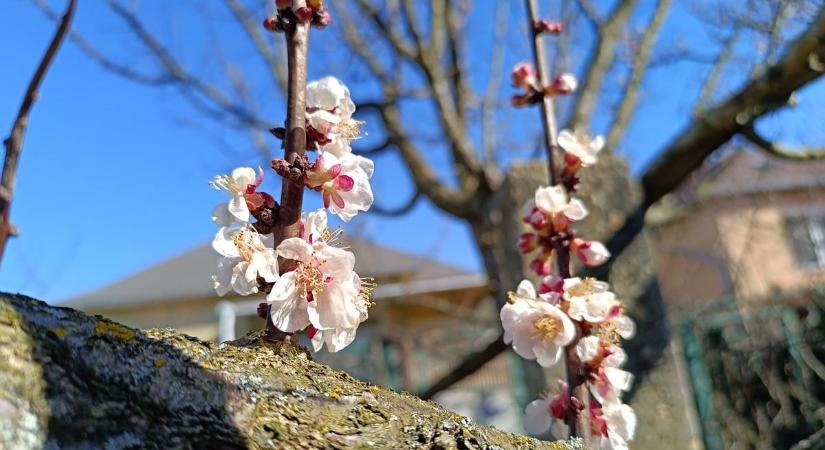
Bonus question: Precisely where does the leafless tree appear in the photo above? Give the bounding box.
[29,0,825,405]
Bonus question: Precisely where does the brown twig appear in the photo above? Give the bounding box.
[525,0,590,442]
[265,1,311,341]
[0,0,76,267]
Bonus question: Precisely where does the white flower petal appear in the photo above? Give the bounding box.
[277,238,314,262]
[212,202,235,226]
[564,198,589,221]
[523,399,552,435]
[227,195,251,223]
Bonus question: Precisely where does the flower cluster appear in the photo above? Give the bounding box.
[503,276,637,448]
[518,129,609,275]
[209,77,374,353]
[272,77,374,223]
[264,0,330,32]
[504,59,635,447]
[511,62,578,107]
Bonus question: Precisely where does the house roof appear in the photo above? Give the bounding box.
[64,237,478,311]
[648,147,825,226]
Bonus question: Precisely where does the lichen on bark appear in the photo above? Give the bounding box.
[0,293,581,449]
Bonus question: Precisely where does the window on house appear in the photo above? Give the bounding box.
[787,216,825,269]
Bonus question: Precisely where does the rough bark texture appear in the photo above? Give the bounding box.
[0,293,582,450]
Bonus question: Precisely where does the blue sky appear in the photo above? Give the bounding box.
[2,0,823,303]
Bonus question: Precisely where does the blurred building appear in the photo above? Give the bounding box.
[651,147,825,305]
[65,238,524,431]
[649,148,825,450]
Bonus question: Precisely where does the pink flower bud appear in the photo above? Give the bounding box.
[547,73,578,95]
[263,16,280,32]
[526,209,549,230]
[312,9,332,28]
[257,302,268,319]
[530,257,552,276]
[294,6,313,22]
[517,233,539,253]
[572,238,610,267]
[539,274,564,294]
[511,62,538,90]
[534,19,564,34]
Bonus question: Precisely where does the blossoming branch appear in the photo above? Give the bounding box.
[503,1,638,448]
[206,0,375,354]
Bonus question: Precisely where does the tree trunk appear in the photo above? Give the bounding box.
[0,293,583,450]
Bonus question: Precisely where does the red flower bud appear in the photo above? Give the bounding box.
[294,6,313,22]
[312,9,332,28]
[256,302,268,319]
[545,73,578,96]
[263,16,280,32]
[511,61,537,89]
[517,233,539,253]
[530,257,552,276]
[534,19,564,34]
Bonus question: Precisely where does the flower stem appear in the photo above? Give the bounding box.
[265,2,311,341]
[524,0,590,443]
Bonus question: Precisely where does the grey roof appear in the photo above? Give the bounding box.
[64,238,474,310]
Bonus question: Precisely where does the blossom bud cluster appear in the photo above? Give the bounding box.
[511,61,578,107]
[208,77,374,353]
[503,276,637,448]
[264,0,331,32]
[518,129,608,275]
[271,77,375,223]
[502,53,636,447]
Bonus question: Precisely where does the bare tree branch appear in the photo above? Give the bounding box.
[223,0,288,92]
[104,0,270,129]
[741,125,825,161]
[604,0,673,151]
[1,0,76,266]
[694,28,741,113]
[370,186,422,216]
[568,0,639,130]
[31,0,172,86]
[482,0,509,166]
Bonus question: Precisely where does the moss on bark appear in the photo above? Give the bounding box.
[0,294,581,449]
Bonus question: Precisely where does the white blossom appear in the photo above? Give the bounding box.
[594,400,637,450]
[500,280,575,367]
[211,226,278,296]
[572,239,611,267]
[534,185,588,223]
[267,209,361,334]
[523,381,569,437]
[210,167,260,226]
[306,76,363,157]
[558,129,605,167]
[564,277,620,323]
[305,151,374,221]
[576,336,634,403]
[310,272,373,352]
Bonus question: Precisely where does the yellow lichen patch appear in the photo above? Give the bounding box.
[52,327,69,338]
[369,386,380,393]
[328,387,343,400]
[94,321,136,341]
[153,358,167,368]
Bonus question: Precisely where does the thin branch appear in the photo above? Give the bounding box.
[0,0,76,266]
[604,0,672,151]
[576,0,603,27]
[353,137,394,157]
[741,125,825,161]
[223,0,288,92]
[265,1,311,340]
[694,28,741,114]
[104,0,270,129]
[31,0,172,86]
[419,338,507,400]
[370,187,422,216]
[568,0,639,130]
[482,0,509,165]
